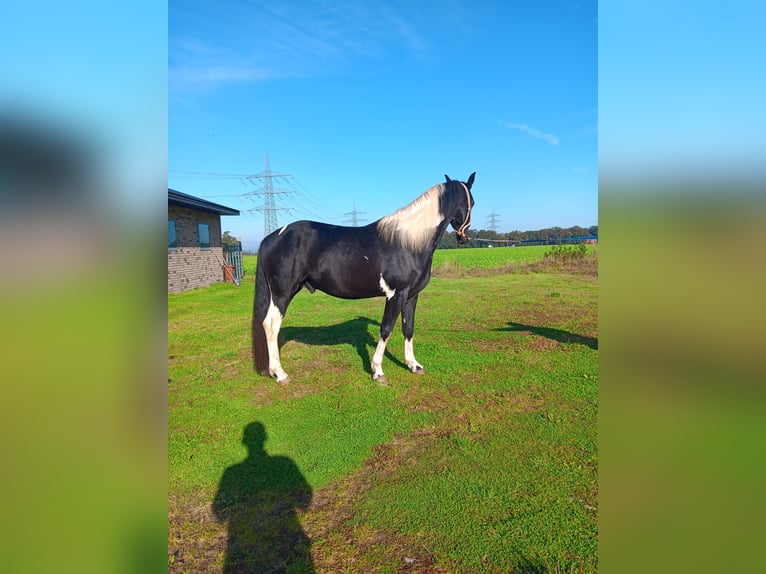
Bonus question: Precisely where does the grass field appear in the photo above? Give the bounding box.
[168,245,598,573]
[432,244,595,269]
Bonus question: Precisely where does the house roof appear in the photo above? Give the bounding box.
[168,188,240,216]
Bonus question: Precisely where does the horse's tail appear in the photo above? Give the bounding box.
[252,251,271,376]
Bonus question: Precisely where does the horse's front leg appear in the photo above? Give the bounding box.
[371,291,406,384]
[401,294,425,374]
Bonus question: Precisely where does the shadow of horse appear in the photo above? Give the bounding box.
[213,422,314,573]
[279,316,409,376]
[495,322,598,350]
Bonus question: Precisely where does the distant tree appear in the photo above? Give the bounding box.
[476,229,499,240]
[435,224,597,249]
[222,231,240,247]
[437,232,459,249]
[570,225,588,237]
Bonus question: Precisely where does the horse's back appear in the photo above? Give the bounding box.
[261,220,380,259]
[258,220,383,299]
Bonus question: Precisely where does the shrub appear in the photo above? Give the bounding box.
[545,243,588,260]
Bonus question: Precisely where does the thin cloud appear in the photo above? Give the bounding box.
[169,2,436,90]
[170,65,275,88]
[504,122,560,146]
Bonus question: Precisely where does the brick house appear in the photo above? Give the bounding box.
[168,189,240,293]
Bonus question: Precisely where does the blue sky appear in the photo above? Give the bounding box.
[599,1,766,183]
[3,1,167,214]
[169,1,598,250]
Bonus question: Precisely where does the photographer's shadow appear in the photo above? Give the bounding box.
[213,422,313,573]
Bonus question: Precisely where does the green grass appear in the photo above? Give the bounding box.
[432,244,597,270]
[169,247,597,573]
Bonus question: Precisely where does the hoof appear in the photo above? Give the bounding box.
[411,366,426,375]
[269,368,290,385]
[372,374,389,385]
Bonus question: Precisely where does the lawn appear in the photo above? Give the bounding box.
[169,246,598,573]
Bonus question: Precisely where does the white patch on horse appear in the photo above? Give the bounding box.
[371,335,389,381]
[376,184,445,251]
[278,224,289,235]
[364,255,369,260]
[379,274,396,300]
[262,298,289,383]
[404,338,424,372]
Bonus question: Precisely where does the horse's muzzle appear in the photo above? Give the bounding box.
[456,231,469,244]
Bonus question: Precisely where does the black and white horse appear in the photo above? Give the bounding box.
[252,172,475,384]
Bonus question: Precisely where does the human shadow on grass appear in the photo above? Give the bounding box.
[495,321,598,350]
[279,316,409,376]
[213,422,313,573]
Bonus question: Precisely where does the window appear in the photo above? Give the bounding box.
[168,219,178,249]
[198,222,210,249]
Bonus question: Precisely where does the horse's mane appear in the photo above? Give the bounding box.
[376,183,445,251]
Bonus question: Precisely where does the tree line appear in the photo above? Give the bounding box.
[234,225,598,254]
[437,225,598,249]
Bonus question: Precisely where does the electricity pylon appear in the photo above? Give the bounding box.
[245,153,294,236]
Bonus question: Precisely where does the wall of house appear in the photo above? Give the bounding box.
[168,205,226,293]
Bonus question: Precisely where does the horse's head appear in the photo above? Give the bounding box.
[444,172,476,244]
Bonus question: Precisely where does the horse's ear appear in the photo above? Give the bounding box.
[466,172,476,190]
[444,174,452,183]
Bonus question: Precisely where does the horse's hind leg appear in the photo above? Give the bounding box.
[401,294,425,374]
[263,296,290,385]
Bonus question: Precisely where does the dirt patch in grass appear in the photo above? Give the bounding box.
[303,411,544,572]
[305,433,450,573]
[169,486,316,573]
[432,254,598,278]
[303,387,549,572]
[473,334,561,354]
[211,345,345,406]
[168,496,226,573]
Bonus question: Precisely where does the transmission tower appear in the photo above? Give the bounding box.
[245,153,294,236]
[486,209,501,233]
[343,203,367,226]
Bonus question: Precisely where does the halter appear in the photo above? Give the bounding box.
[455,182,473,239]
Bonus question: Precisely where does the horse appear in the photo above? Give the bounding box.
[252,172,476,385]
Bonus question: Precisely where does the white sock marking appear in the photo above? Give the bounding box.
[371,336,389,379]
[262,298,288,382]
[404,338,423,372]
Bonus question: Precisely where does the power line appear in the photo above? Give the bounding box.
[289,175,343,222]
[281,192,328,222]
[343,203,367,226]
[172,159,345,228]
[169,170,248,178]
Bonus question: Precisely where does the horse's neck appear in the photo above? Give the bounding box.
[427,217,453,254]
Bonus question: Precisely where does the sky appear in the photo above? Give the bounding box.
[169,1,598,250]
[2,1,167,215]
[599,1,766,183]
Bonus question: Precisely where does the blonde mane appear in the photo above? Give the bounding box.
[376,183,445,251]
